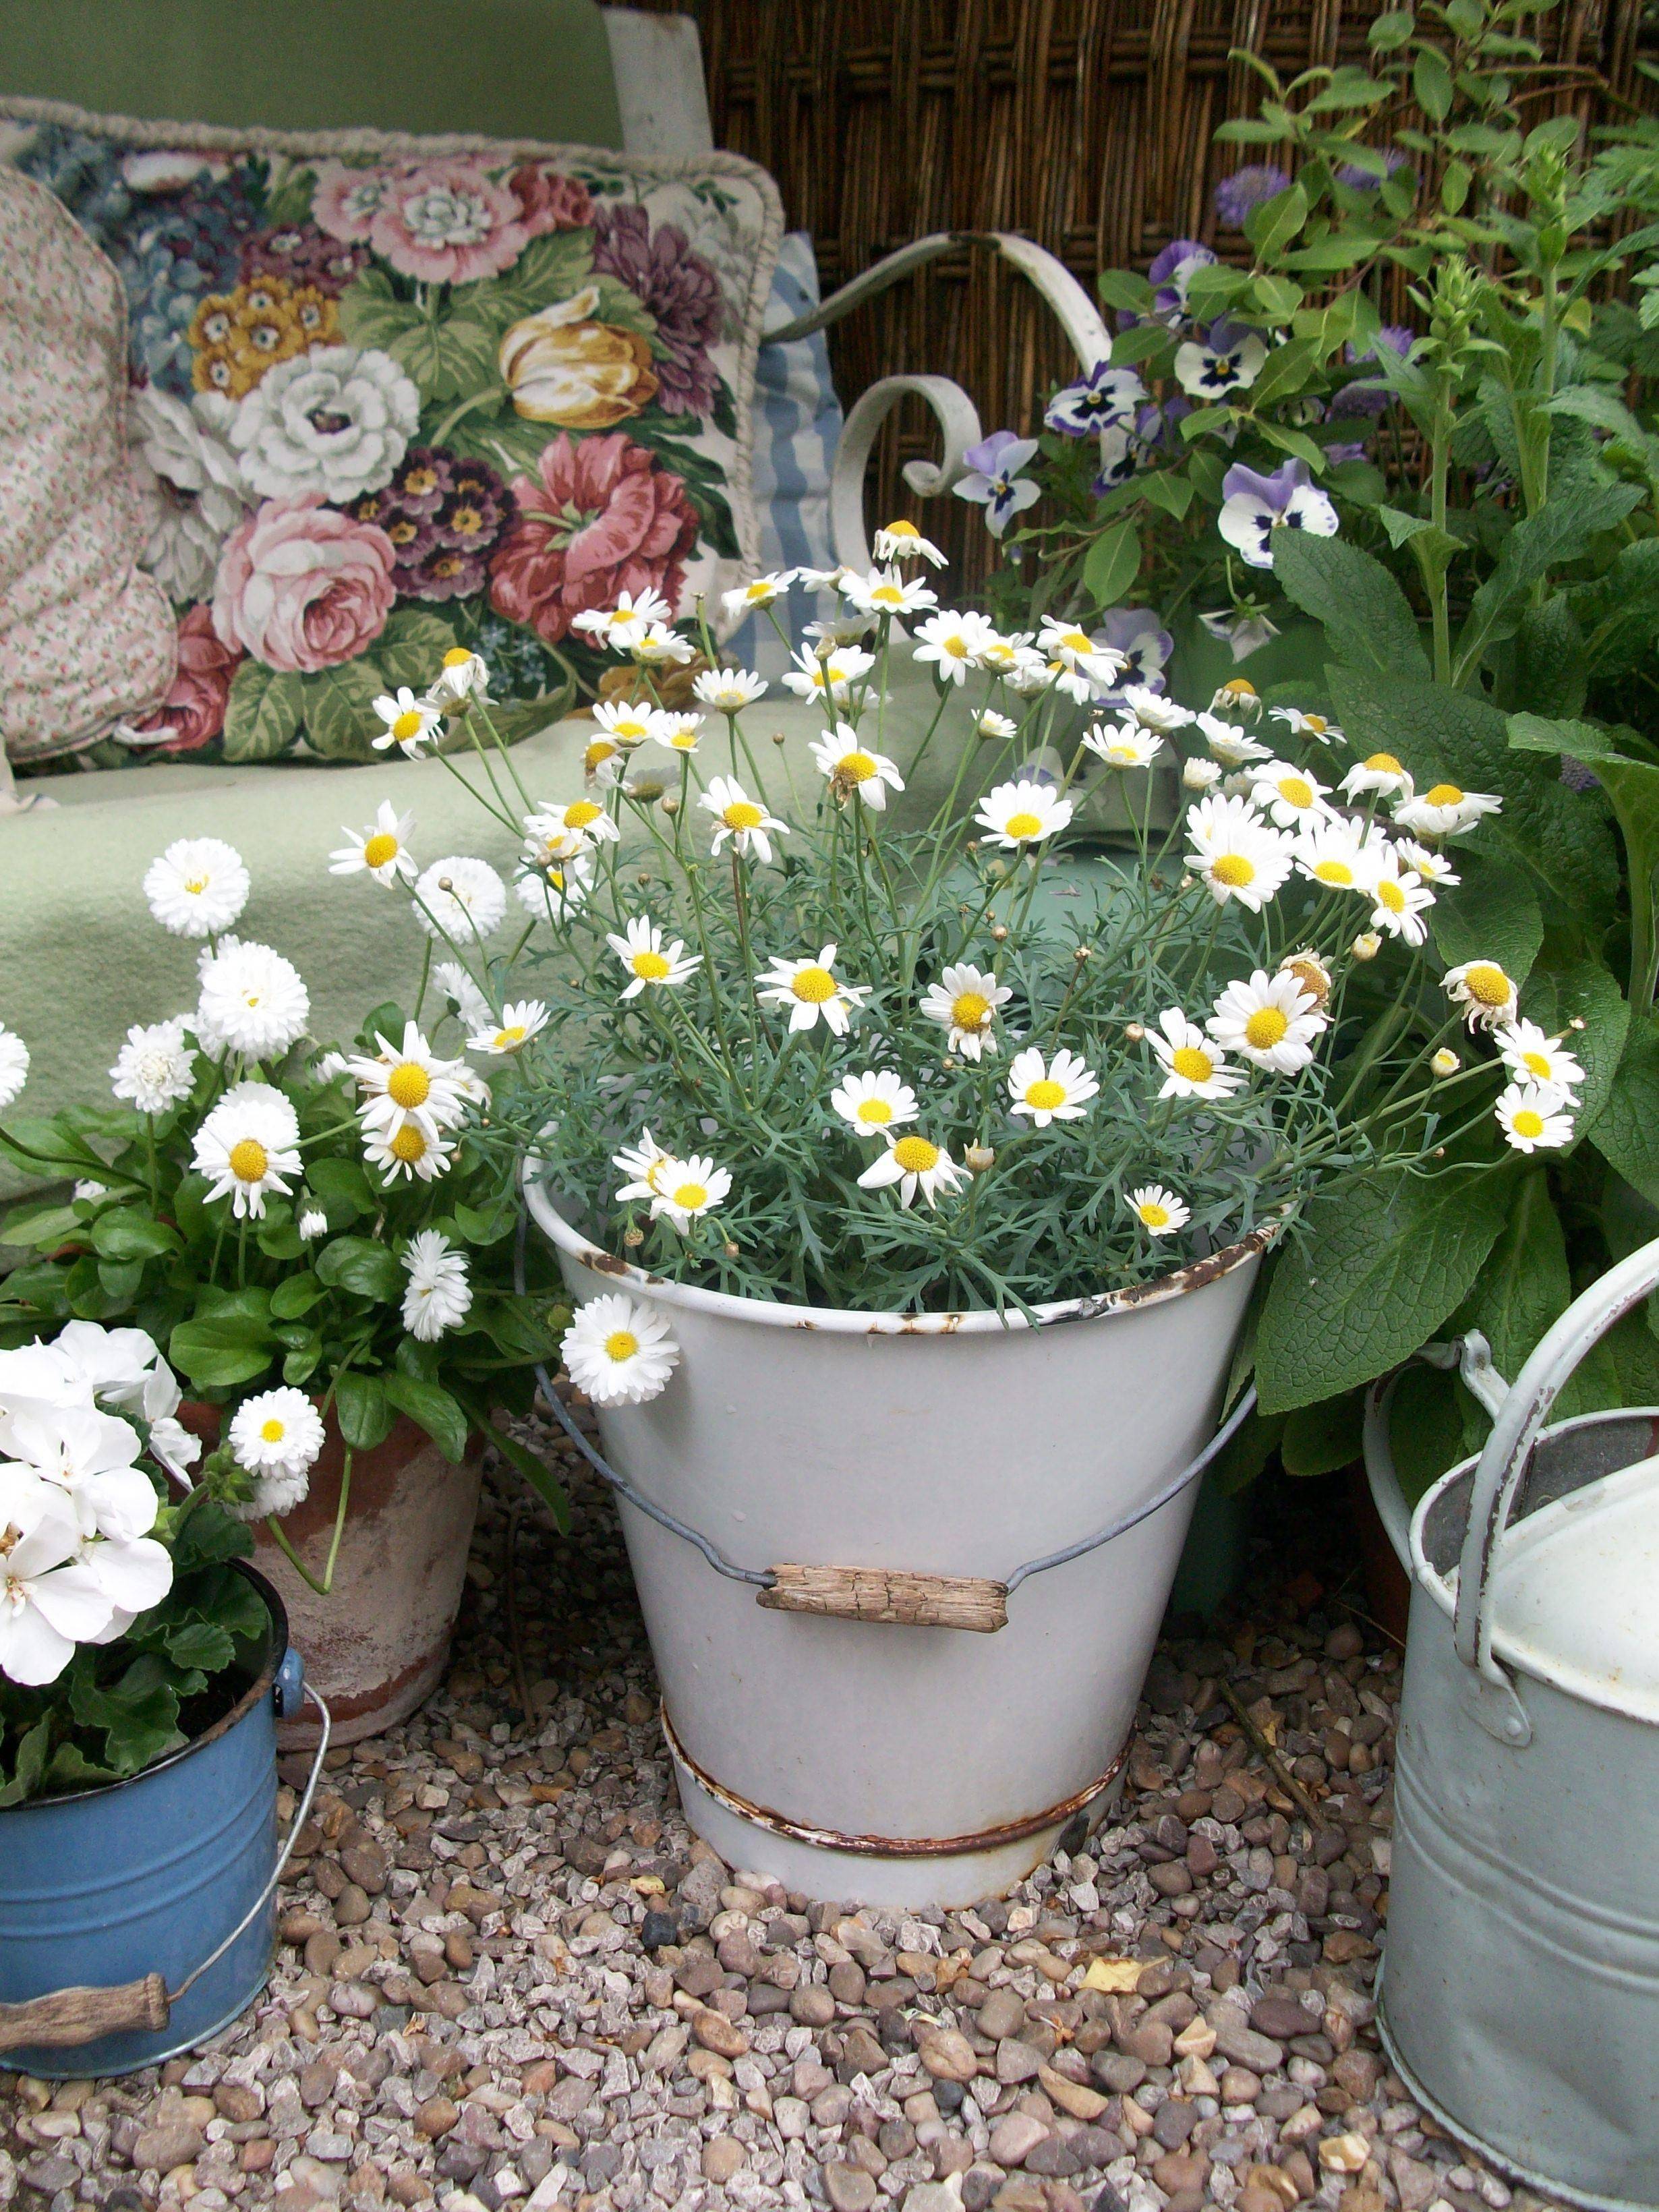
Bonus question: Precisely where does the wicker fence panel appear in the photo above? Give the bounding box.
[630,0,1658,583]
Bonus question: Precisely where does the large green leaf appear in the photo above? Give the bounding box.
[1571,539,1659,678]
[1457,478,1643,682]
[1592,1013,1659,1204]
[383,1374,471,1463]
[1520,953,1629,1136]
[1463,1168,1571,1380]
[301,660,384,762]
[315,1235,403,1302]
[334,1369,395,1451]
[376,608,459,698]
[169,1311,275,1390]
[221,662,306,763]
[1430,848,1542,988]
[1592,755,1659,1009]
[1272,532,1427,678]
[90,1209,180,1262]
[1082,521,1141,610]
[1256,1165,1514,1412]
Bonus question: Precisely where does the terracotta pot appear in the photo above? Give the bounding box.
[181,1405,484,1747]
[1345,1461,1411,1646]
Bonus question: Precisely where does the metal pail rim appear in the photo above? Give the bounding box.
[526,1173,1276,1336]
[0,1562,289,1813]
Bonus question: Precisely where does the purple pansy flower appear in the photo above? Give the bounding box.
[1174,320,1268,401]
[954,432,1041,539]
[1093,424,1141,495]
[1213,166,1291,229]
[592,204,724,417]
[1045,359,1146,438]
[1147,238,1218,321]
[1092,608,1174,702]
[1218,461,1339,570]
[1331,326,1416,419]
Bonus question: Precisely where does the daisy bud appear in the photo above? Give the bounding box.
[661,794,680,816]
[1074,944,1092,962]
[1351,931,1382,962]
[1431,1047,1461,1077]
[991,923,1009,942]
[1569,1016,1586,1030]
[1124,1022,1145,1041]
[771,728,788,745]
[623,1225,645,1248]
[964,1145,996,1173]
[1182,757,1222,792]
[723,1239,740,1258]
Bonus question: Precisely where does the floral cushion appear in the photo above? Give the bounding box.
[1,107,782,765]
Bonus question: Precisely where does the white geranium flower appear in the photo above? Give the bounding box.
[1,1403,160,1543]
[109,1018,196,1115]
[913,610,1000,684]
[128,386,248,600]
[692,668,769,714]
[1495,1080,1575,1155]
[608,918,702,1001]
[348,1021,472,1144]
[401,1229,473,1342]
[757,945,869,1037]
[428,648,490,708]
[563,1294,679,1407]
[920,962,1012,1061]
[1361,846,1435,945]
[1127,1184,1191,1236]
[1393,782,1503,838]
[1250,759,1334,831]
[701,776,788,865]
[192,1081,303,1218]
[1185,794,1293,910]
[974,779,1074,850]
[1148,1010,1245,1102]
[613,1129,674,1204]
[331,802,417,884]
[856,1133,963,1210]
[1341,751,1414,802]
[467,1000,550,1055]
[1008,1047,1099,1126]
[873,519,946,566]
[721,571,796,616]
[808,728,906,809]
[195,940,311,1059]
[1207,969,1327,1075]
[843,568,938,620]
[830,1070,919,1138]
[0,1026,30,1113]
[144,836,250,938]
[1444,960,1519,1029]
[515,853,593,925]
[0,1490,117,1685]
[1496,1021,1584,1095]
[650,1155,732,1233]
[1082,721,1163,769]
[229,345,420,503]
[226,1387,326,1519]
[413,856,507,941]
[371,687,440,755]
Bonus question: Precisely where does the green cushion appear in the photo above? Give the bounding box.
[0,0,623,146]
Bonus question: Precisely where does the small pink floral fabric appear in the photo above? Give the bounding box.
[0,166,173,761]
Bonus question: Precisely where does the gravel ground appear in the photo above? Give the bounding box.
[1,1420,1565,2212]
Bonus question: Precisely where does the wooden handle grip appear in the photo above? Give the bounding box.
[0,1973,170,2054]
[758,1563,1009,1633]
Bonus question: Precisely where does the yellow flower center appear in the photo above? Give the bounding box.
[1314,859,1355,886]
[1138,1201,1171,1228]
[723,801,764,832]
[885,521,919,540]
[493,1026,528,1050]
[1171,1045,1215,1084]
[185,874,209,896]
[952,991,991,1030]
[604,1329,639,1363]
[1276,776,1314,809]
[390,1126,428,1163]
[1025,1078,1067,1111]
[362,832,399,870]
[1004,811,1043,840]
[1304,714,1328,734]
[856,1099,893,1125]
[1465,963,1513,1006]
[613,720,649,743]
[1376,877,1405,914]
[631,950,672,981]
[671,1181,708,1211]
[1211,852,1256,887]
[1522,1050,1552,1079]
[442,648,473,669]
[745,581,773,600]
[892,1136,939,1173]
[1244,1008,1290,1050]
[1513,1109,1545,1140]
[1059,631,1092,653]
[228,1138,269,1184]
[565,801,603,829]
[1363,752,1403,775]
[585,741,619,771]
[392,709,424,742]
[871,584,904,606]
[669,728,698,749]
[1424,783,1463,807]
[792,965,838,1003]
[840,751,878,782]
[387,1063,431,1109]
[260,1417,286,1443]
[943,635,970,659]
[1222,679,1257,699]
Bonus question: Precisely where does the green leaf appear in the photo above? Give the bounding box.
[306,1157,375,1225]
[2,1202,82,1249]
[1464,1169,1571,1380]
[1281,1392,1364,1477]
[1242,335,1320,411]
[1413,45,1453,122]
[477,1412,571,1532]
[1505,711,1622,763]
[1430,848,1542,987]
[1520,954,1629,1137]
[1082,520,1141,609]
[1369,10,1416,51]
[1457,479,1644,681]
[1257,1166,1514,1413]
[300,660,385,763]
[334,1369,394,1452]
[382,1374,471,1463]
[221,662,307,763]
[1590,755,1659,1006]
[1138,471,1195,521]
[270,1273,326,1320]
[0,1716,53,1806]
[1592,1014,1659,1204]
[161,1619,235,1671]
[1253,420,1327,469]
[376,607,460,697]
[1272,531,1428,677]
[1570,540,1659,679]
[314,1235,403,1302]
[169,1312,274,1391]
[90,1209,180,1262]
[1513,599,1588,722]
[1244,181,1310,262]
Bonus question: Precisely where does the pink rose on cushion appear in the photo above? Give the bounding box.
[511,165,595,237]
[133,603,243,754]
[489,432,700,645]
[213,497,396,672]
[371,161,533,285]
[311,159,406,245]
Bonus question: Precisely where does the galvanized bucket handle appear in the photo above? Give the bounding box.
[1454,1232,1659,1745]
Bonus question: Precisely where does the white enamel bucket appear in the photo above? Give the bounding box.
[527,1176,1264,1907]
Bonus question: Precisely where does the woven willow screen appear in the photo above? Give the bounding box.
[632,0,1658,579]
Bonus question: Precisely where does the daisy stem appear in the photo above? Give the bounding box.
[413,939,433,1025]
[236,1215,248,1291]
[430,745,521,834]
[730,851,763,1059]
[321,1448,354,1596]
[262,1515,330,1596]
[900,681,954,798]
[409,894,500,1018]
[145,1117,159,1211]
[465,698,535,815]
[680,863,749,1103]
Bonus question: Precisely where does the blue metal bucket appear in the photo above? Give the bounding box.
[0,1565,314,2078]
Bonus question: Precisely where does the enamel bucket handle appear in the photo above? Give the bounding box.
[1453,1233,1659,1743]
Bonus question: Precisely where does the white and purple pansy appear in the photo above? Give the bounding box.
[953,431,1042,540]
[1217,460,1339,570]
[1147,237,1218,322]
[1200,605,1281,662]
[1093,424,1140,494]
[1091,608,1174,701]
[1044,359,1147,438]
[1173,320,1269,402]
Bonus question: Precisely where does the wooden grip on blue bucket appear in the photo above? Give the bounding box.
[759,1563,1010,1632]
[0,1973,171,2054]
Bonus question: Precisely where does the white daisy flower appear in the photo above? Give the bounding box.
[1392,782,1503,838]
[1270,706,1342,746]
[195,940,311,1059]
[1207,968,1328,1075]
[314,1049,350,1084]
[562,1293,679,1407]
[1393,838,1460,887]
[413,856,508,941]
[975,708,1018,741]
[1495,1080,1575,1155]
[843,568,938,620]
[780,645,875,706]
[143,836,250,938]
[1008,1046,1099,1126]
[581,733,627,786]
[974,778,1075,850]
[1341,751,1414,802]
[1211,678,1265,719]
[427,647,490,708]
[856,1132,964,1209]
[592,698,662,751]
[298,1206,328,1242]
[433,963,494,1032]
[1249,759,1334,831]
[515,852,593,925]
[608,916,703,1001]
[972,630,1027,676]
[0,1026,26,1113]
[521,800,620,863]
[226,1387,326,1519]
[830,1070,919,1138]
[401,1229,473,1343]
[1196,712,1270,766]
[330,801,417,885]
[913,610,999,684]
[920,963,1013,1061]
[757,945,869,1036]
[1036,620,1127,688]
[650,1153,732,1233]
[1182,757,1223,792]
[808,728,906,809]
[1430,1048,1461,1078]
[1082,721,1164,769]
[701,776,788,865]
[73,1181,107,1204]
[693,668,769,714]
[629,622,696,668]
[1496,1021,1584,1095]
[1148,1010,1244,1101]
[1006,645,1061,699]
[1279,950,1333,1010]
[1128,1184,1191,1235]
[110,1018,196,1115]
[362,1118,454,1184]
[652,711,704,753]
[1445,960,1519,1029]
[467,1000,550,1055]
[613,1129,674,1204]
[873,519,947,566]
[1184,794,1293,910]
[1352,930,1383,961]
[571,587,672,649]
[1360,846,1435,945]
[1294,821,1373,892]
[371,685,440,755]
[349,1021,471,1144]
[720,571,796,616]
[1122,687,1195,734]
[192,1081,303,1218]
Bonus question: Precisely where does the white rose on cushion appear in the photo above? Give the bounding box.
[229,345,421,504]
[129,387,250,602]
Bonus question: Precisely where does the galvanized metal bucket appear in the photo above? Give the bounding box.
[527,1177,1264,1908]
[0,1567,330,2078]
[1364,1240,1659,2211]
